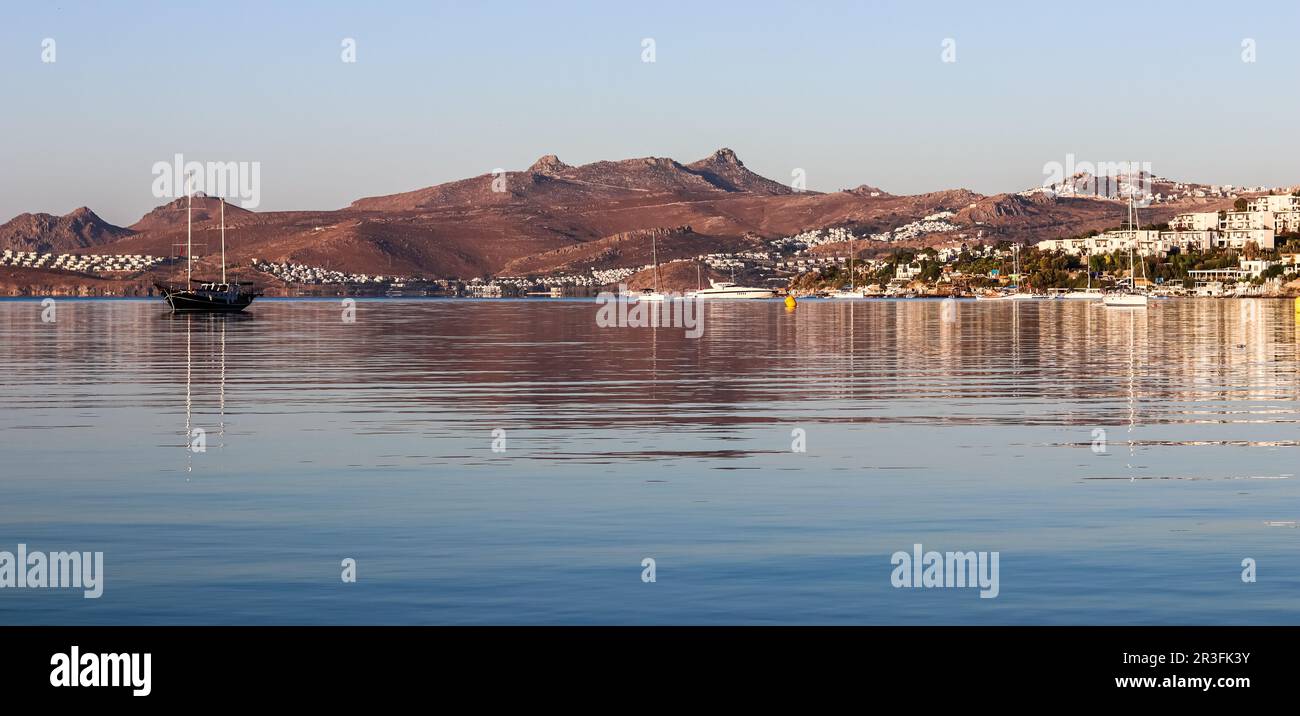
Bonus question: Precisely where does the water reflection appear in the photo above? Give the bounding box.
[1,298,1299,624]
[159,313,250,475]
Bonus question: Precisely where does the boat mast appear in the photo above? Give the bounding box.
[1133,197,1146,284]
[652,234,659,293]
[186,171,193,289]
[1013,244,1020,293]
[848,234,855,291]
[1127,197,1141,289]
[220,196,226,285]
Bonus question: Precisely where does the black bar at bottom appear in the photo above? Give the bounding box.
[0,626,1285,702]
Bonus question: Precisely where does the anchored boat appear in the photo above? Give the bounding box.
[693,280,776,300]
[1102,197,1150,308]
[156,178,260,313]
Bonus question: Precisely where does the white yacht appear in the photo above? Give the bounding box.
[1053,259,1103,299]
[975,245,1041,300]
[1102,198,1150,308]
[1102,292,1149,307]
[830,233,867,298]
[638,234,668,301]
[976,290,1035,301]
[693,280,777,300]
[1052,288,1104,300]
[629,288,666,301]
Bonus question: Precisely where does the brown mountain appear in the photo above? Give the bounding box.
[350,148,793,213]
[129,194,258,232]
[0,207,133,253]
[684,148,795,195]
[0,148,1258,292]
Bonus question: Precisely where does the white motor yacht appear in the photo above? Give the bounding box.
[693,280,777,300]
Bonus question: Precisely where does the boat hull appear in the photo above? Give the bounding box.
[1102,294,1149,307]
[976,293,1039,301]
[157,284,258,313]
[619,292,670,302]
[1056,291,1104,300]
[693,289,777,300]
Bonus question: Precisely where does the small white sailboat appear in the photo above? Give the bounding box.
[684,262,702,299]
[977,291,1036,301]
[976,244,1039,299]
[1102,292,1149,307]
[1055,289,1104,300]
[628,234,668,301]
[1102,198,1150,308]
[830,234,866,299]
[1054,261,1104,300]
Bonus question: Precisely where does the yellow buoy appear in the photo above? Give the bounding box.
[784,295,797,308]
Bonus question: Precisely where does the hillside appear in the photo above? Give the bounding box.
[0,207,133,253]
[0,148,1265,291]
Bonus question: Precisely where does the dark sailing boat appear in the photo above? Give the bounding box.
[156,179,260,313]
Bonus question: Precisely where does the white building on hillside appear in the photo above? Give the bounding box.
[1169,211,1219,231]
[1216,228,1275,250]
[1220,211,1273,231]
[894,263,922,280]
[1036,229,1201,257]
[1246,195,1300,213]
[1274,211,1300,234]
[1156,231,1215,253]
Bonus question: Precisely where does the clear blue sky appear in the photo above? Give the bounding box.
[2,0,1297,226]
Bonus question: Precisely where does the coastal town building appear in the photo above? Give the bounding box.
[1035,229,1204,257]
[1219,211,1272,232]
[0,250,165,275]
[1275,212,1300,233]
[1039,194,1300,257]
[1246,195,1300,213]
[894,263,922,281]
[1169,212,1219,231]
[1214,228,1275,250]
[250,259,400,285]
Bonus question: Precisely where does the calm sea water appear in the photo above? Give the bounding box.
[2,297,1299,624]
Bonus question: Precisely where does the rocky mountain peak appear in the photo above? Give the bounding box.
[704,148,741,165]
[528,154,570,175]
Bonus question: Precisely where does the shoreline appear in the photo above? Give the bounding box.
[3,294,1295,303]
